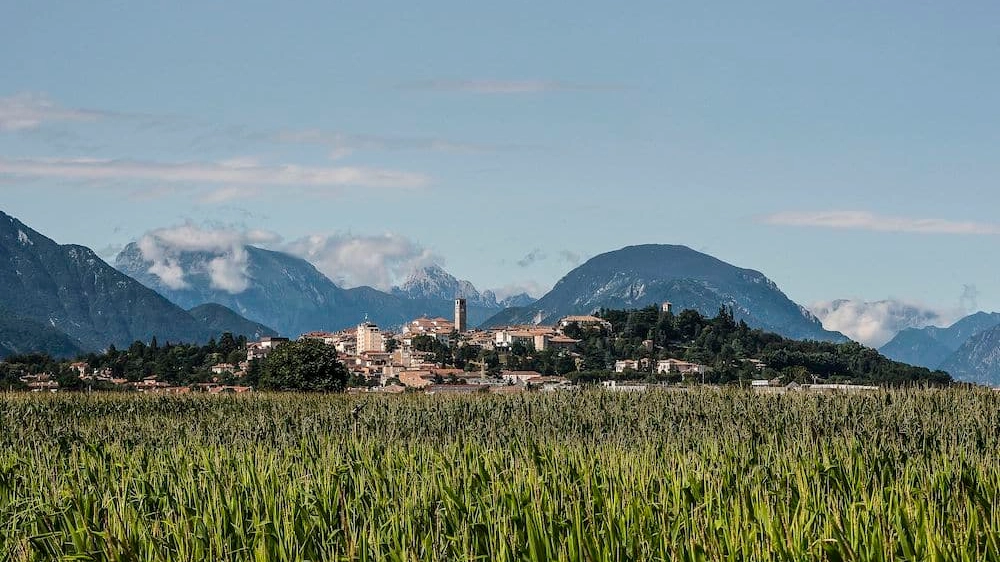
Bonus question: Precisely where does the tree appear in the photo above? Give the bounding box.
[258,340,348,392]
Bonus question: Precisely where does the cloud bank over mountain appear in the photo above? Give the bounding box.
[809,299,962,348]
[136,224,282,293]
[129,224,443,293]
[281,233,441,291]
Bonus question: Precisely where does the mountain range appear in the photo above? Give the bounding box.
[0,211,275,356]
[482,244,846,342]
[939,325,1000,385]
[877,312,1000,384]
[11,207,1000,384]
[115,244,516,337]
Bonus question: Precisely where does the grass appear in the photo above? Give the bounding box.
[2,388,1000,560]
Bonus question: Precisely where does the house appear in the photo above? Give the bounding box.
[495,329,537,349]
[614,359,642,373]
[210,363,236,375]
[535,334,580,352]
[162,386,191,394]
[398,370,435,388]
[465,330,496,351]
[602,380,647,392]
[656,359,709,376]
[403,317,455,337]
[501,370,544,385]
[27,380,59,392]
[525,375,571,391]
[133,376,170,391]
[247,337,289,361]
[557,315,612,333]
[300,331,340,345]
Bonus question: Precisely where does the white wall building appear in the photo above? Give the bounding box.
[357,321,385,354]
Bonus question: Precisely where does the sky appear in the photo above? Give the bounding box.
[3,1,1000,339]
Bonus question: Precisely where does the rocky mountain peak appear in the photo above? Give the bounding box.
[393,264,499,308]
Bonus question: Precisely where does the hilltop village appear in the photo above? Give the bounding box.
[7,298,951,394]
[258,298,676,394]
[9,300,716,394]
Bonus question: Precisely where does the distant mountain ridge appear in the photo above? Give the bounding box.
[939,324,1000,385]
[879,312,1000,371]
[115,244,499,336]
[498,293,537,309]
[482,244,846,342]
[392,264,499,308]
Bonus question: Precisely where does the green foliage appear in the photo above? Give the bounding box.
[80,333,250,385]
[589,306,950,386]
[258,339,348,392]
[2,389,1000,560]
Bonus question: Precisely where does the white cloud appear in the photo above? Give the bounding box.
[281,233,441,290]
[0,156,430,190]
[760,211,1000,235]
[131,224,442,293]
[399,79,620,94]
[0,92,106,131]
[135,224,282,293]
[809,299,963,348]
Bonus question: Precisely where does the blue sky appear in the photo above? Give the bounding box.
[3,1,1000,328]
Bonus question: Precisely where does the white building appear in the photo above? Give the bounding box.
[614,359,642,373]
[246,336,289,361]
[656,359,708,375]
[357,321,385,354]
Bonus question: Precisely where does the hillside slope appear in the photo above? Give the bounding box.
[0,211,212,351]
[483,244,845,342]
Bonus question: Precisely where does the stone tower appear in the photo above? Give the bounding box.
[455,298,467,333]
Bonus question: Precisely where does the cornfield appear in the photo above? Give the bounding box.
[2,388,1000,561]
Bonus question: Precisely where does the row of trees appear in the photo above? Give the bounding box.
[1,336,349,392]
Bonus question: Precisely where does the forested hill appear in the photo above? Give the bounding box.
[580,306,952,386]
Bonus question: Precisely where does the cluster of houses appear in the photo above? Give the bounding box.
[275,304,606,394]
[15,299,717,394]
